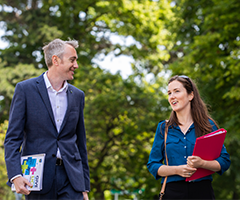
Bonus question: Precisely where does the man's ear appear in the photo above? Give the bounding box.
[52,55,59,66]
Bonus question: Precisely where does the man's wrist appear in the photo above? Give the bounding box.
[10,174,22,183]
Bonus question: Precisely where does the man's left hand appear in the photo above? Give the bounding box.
[83,191,89,200]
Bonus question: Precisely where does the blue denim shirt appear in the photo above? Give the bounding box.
[147,120,231,184]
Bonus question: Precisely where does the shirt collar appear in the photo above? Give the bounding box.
[171,122,195,132]
[43,71,68,92]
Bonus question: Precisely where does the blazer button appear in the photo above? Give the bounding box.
[52,154,56,157]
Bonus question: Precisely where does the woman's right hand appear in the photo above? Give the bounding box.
[157,164,197,177]
[177,164,197,178]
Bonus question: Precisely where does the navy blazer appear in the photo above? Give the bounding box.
[4,73,90,194]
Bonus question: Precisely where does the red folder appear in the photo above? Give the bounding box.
[186,128,227,181]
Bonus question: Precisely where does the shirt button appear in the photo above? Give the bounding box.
[184,156,186,158]
[184,137,186,139]
[57,106,59,108]
[184,146,186,148]
[57,119,59,122]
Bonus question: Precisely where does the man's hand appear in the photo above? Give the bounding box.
[12,176,32,195]
[83,191,89,200]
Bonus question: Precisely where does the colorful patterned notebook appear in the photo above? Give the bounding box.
[11,153,45,191]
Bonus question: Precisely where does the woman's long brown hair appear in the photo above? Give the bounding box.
[167,75,218,137]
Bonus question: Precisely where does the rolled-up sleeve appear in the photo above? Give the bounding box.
[216,145,231,175]
[147,122,165,180]
[210,121,231,175]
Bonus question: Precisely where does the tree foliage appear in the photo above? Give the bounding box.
[0,59,44,122]
[0,120,17,200]
[0,0,172,199]
[0,0,239,199]
[74,65,169,199]
[169,0,240,198]
[0,0,173,122]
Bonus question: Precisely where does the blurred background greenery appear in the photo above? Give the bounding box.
[0,0,239,199]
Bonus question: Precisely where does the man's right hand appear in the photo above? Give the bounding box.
[12,176,32,195]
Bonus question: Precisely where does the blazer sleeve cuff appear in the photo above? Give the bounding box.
[10,174,22,183]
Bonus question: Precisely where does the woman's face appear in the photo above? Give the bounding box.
[168,80,194,113]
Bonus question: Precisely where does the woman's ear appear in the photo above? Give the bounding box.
[189,91,194,101]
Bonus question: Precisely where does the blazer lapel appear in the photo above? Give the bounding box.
[59,86,74,133]
[36,74,57,129]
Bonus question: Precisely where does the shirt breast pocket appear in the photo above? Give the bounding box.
[166,136,181,165]
[166,136,180,146]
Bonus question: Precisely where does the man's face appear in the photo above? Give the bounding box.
[58,44,78,81]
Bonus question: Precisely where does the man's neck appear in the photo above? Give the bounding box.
[46,71,65,92]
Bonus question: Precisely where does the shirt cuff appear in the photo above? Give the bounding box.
[10,174,22,183]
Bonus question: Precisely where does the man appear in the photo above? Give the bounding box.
[4,38,90,199]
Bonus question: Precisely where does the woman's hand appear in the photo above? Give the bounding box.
[187,155,221,172]
[187,156,204,168]
[177,164,197,178]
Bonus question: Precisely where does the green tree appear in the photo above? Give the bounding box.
[0,0,173,120]
[0,0,174,198]
[0,120,17,199]
[0,121,8,196]
[0,59,44,122]
[168,0,240,198]
[75,65,170,199]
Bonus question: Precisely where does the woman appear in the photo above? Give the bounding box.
[147,75,231,199]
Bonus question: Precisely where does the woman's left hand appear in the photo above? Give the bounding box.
[187,156,205,168]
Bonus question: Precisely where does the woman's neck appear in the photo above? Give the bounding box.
[176,111,193,134]
[176,107,193,125]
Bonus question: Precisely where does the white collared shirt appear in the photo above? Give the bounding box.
[43,72,68,158]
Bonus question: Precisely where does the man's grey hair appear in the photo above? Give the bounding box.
[42,38,79,67]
